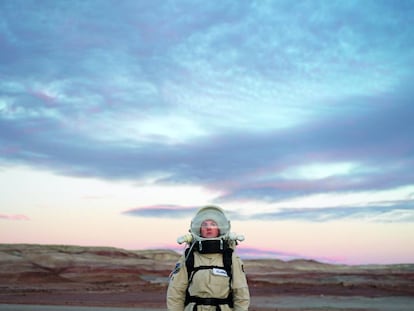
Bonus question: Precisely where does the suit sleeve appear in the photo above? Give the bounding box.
[231,254,250,311]
[166,255,188,311]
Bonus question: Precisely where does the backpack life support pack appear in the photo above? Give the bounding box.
[184,240,234,311]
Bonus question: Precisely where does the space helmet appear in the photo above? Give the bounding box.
[190,205,230,240]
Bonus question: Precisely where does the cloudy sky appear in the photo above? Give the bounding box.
[1,0,414,265]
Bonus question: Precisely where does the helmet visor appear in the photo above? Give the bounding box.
[190,206,230,238]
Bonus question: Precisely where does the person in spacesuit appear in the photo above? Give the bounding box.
[167,205,250,311]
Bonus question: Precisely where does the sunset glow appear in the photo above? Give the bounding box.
[1,0,413,265]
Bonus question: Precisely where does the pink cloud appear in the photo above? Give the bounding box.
[0,214,30,221]
[28,89,57,107]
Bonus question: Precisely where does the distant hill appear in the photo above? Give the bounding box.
[1,243,413,307]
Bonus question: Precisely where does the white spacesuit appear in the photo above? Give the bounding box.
[167,206,250,311]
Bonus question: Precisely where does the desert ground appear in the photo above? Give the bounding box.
[1,244,413,311]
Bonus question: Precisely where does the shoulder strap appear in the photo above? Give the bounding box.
[223,247,233,279]
[223,247,234,308]
[184,247,194,280]
[184,247,194,306]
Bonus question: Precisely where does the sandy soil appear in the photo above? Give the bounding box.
[2,295,414,311]
[2,291,414,311]
[251,295,414,311]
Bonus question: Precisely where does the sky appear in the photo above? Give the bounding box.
[1,0,414,265]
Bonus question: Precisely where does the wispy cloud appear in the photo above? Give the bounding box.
[0,214,30,221]
[122,205,198,218]
[124,198,414,223]
[1,95,412,191]
[250,202,414,223]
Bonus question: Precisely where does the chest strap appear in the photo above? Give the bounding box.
[187,295,234,311]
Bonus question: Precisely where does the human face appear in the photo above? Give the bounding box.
[200,219,220,238]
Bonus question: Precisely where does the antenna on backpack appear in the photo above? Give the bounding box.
[177,233,193,244]
[228,232,245,242]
